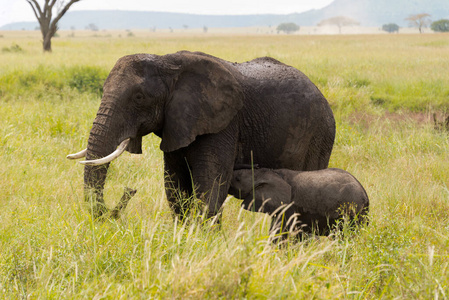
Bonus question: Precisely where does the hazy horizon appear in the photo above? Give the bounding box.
[0,0,334,27]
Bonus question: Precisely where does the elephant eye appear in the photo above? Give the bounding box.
[134,93,144,101]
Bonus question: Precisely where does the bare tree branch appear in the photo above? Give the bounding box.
[26,1,40,21]
[44,1,52,21]
[27,0,44,16]
[48,0,57,17]
[26,0,45,31]
[51,0,80,29]
[25,0,81,52]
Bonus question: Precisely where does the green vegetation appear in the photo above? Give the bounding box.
[382,23,400,33]
[2,43,23,53]
[1,31,448,299]
[276,23,300,34]
[431,19,449,32]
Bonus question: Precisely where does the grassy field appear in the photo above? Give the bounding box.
[1,30,449,299]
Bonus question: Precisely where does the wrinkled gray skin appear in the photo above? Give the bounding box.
[82,51,335,219]
[229,168,369,238]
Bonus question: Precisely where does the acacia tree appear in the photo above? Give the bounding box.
[26,0,81,52]
[276,23,300,34]
[405,13,431,33]
[318,16,360,34]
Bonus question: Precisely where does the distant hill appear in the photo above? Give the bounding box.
[0,11,289,31]
[2,0,448,30]
[312,0,449,26]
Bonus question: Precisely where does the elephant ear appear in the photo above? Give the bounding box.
[253,171,292,214]
[160,52,244,152]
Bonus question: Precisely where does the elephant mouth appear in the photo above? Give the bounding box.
[126,136,143,154]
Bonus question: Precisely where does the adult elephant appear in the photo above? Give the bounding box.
[67,51,335,220]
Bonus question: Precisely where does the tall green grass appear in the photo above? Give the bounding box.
[1,32,448,298]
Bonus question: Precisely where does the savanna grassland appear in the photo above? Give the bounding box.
[1,30,449,299]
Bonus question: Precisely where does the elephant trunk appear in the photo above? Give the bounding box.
[84,159,137,219]
[84,163,109,218]
[68,98,140,219]
[84,133,114,218]
[83,101,122,218]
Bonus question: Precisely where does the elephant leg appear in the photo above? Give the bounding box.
[163,125,238,221]
[185,126,238,219]
[164,150,195,219]
[303,130,334,171]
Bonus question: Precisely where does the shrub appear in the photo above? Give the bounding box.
[382,23,399,33]
[0,65,108,100]
[67,66,108,95]
[86,23,99,31]
[431,19,449,32]
[2,44,24,53]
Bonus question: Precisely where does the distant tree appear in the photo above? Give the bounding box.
[276,23,300,34]
[405,13,431,33]
[183,25,189,30]
[382,23,400,33]
[431,19,449,32]
[86,23,99,31]
[318,16,360,34]
[203,26,208,33]
[25,0,81,52]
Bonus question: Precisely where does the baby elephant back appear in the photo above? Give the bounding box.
[290,168,369,226]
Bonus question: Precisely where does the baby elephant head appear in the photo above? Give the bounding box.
[229,169,292,214]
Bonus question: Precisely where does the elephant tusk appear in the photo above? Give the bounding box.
[79,138,130,166]
[67,148,87,159]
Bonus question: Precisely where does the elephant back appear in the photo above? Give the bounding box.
[234,57,335,172]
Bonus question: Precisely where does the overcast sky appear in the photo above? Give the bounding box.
[0,0,334,27]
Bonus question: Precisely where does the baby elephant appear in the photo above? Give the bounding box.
[229,168,369,239]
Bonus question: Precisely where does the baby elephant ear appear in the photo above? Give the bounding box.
[254,171,292,214]
[160,52,244,152]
